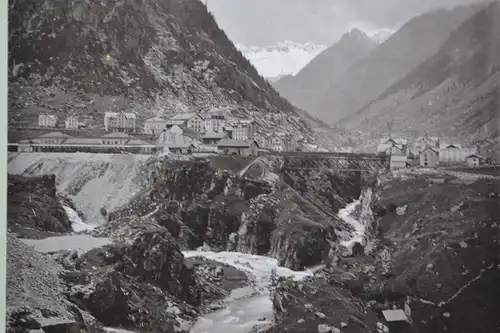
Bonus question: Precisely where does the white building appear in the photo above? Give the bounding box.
[104,112,137,132]
[438,144,477,164]
[157,125,183,145]
[267,132,286,151]
[65,116,79,129]
[203,113,226,133]
[390,155,408,171]
[413,135,440,155]
[377,138,410,156]
[38,114,58,128]
[170,112,205,132]
[143,117,167,134]
[34,131,72,145]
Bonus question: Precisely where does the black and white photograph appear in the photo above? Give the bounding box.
[5,0,500,332]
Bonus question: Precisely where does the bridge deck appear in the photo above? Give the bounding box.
[274,151,388,172]
[270,151,381,159]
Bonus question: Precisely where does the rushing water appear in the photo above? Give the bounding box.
[184,251,323,333]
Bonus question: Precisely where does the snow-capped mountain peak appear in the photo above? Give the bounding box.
[368,28,396,44]
[236,41,326,80]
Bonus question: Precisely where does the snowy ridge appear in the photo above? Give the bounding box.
[8,153,152,226]
[236,41,326,78]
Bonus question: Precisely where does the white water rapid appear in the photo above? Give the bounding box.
[184,251,324,333]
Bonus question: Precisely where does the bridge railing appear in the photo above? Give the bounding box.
[269,151,382,159]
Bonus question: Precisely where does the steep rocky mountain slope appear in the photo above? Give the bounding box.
[8,0,331,145]
[273,29,377,114]
[340,1,500,149]
[310,4,483,124]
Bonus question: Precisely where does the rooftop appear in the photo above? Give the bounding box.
[101,132,132,139]
[217,139,257,148]
[64,138,103,145]
[382,309,408,322]
[145,117,166,122]
[105,112,136,119]
[38,114,57,119]
[167,143,195,149]
[202,132,227,139]
[171,112,200,121]
[37,132,73,138]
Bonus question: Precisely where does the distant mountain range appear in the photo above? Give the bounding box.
[271,2,498,149]
[236,28,395,81]
[273,29,378,114]
[236,41,327,79]
[340,1,500,149]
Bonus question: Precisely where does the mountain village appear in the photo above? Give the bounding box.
[10,109,493,171]
[11,109,304,157]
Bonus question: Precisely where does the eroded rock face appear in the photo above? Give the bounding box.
[104,156,370,270]
[121,227,201,304]
[7,174,72,236]
[63,227,205,332]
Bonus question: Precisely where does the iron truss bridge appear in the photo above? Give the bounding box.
[269,151,389,172]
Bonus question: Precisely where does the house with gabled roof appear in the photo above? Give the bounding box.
[465,154,485,168]
[419,146,439,167]
[143,117,167,134]
[170,112,205,132]
[202,132,229,145]
[104,111,136,132]
[65,115,79,129]
[38,114,58,128]
[35,132,72,145]
[217,139,259,156]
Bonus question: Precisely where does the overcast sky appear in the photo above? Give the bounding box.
[206,0,485,46]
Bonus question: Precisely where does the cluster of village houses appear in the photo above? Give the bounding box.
[21,113,491,168]
[21,110,301,156]
[378,135,488,169]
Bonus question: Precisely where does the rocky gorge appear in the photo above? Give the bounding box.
[6,152,378,333]
[7,152,500,333]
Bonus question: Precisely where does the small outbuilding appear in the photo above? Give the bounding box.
[167,143,195,155]
[377,309,410,333]
[217,139,259,157]
[465,154,484,168]
[202,132,228,145]
[390,155,408,171]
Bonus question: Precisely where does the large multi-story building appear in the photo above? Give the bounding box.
[143,117,167,134]
[170,112,205,132]
[38,114,58,128]
[204,113,226,133]
[65,116,79,129]
[104,111,137,132]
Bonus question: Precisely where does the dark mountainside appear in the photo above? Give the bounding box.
[273,29,377,114]
[309,4,483,125]
[8,0,332,144]
[266,172,500,333]
[340,1,500,150]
